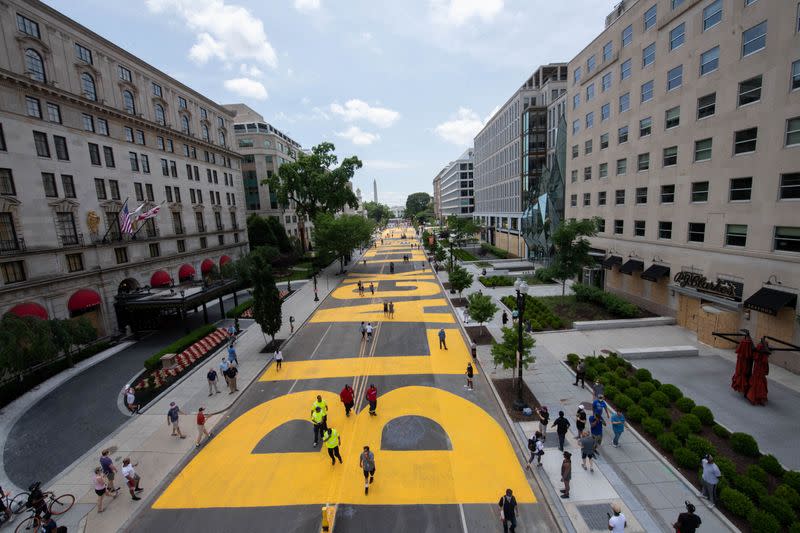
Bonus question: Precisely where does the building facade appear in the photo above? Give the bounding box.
[473,63,567,257]
[432,168,443,222]
[438,148,474,219]
[566,0,799,364]
[0,0,248,334]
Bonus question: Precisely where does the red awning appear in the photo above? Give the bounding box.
[150,270,171,288]
[7,302,48,320]
[219,255,232,267]
[201,259,215,274]
[178,264,196,281]
[67,289,101,313]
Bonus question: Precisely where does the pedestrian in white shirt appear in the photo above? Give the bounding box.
[121,458,142,501]
[608,503,626,532]
[701,455,722,507]
[275,350,283,371]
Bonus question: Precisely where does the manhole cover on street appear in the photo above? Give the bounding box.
[576,503,613,530]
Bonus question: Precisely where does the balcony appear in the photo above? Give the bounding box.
[58,233,84,248]
[0,237,25,254]
[215,224,224,231]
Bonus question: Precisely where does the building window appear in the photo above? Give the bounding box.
[691,181,709,202]
[643,42,655,67]
[16,14,40,38]
[81,73,96,100]
[25,49,46,82]
[697,93,716,119]
[94,178,106,200]
[596,218,606,233]
[26,96,41,118]
[583,193,591,206]
[97,118,108,136]
[574,66,582,84]
[166,139,173,152]
[641,80,654,102]
[667,65,683,90]
[587,54,596,73]
[730,177,753,201]
[599,162,608,178]
[570,170,577,182]
[145,183,154,201]
[118,65,132,82]
[170,161,178,177]
[622,24,633,47]
[669,23,685,50]
[634,220,646,237]
[41,172,57,197]
[694,138,713,162]
[780,173,800,199]
[135,130,145,145]
[181,115,190,134]
[586,112,594,129]
[585,139,593,154]
[66,253,83,272]
[618,125,629,144]
[601,72,612,92]
[114,247,128,264]
[620,59,631,80]
[573,94,580,110]
[154,103,166,126]
[742,21,767,57]
[792,60,800,90]
[700,46,720,75]
[47,103,61,124]
[598,191,607,205]
[584,166,592,180]
[129,152,139,172]
[600,133,609,149]
[661,184,675,203]
[672,0,684,8]
[703,0,722,30]
[636,187,648,204]
[81,114,94,133]
[662,107,680,130]
[61,175,75,198]
[134,182,144,202]
[124,127,134,143]
[614,220,624,235]
[103,146,115,167]
[688,222,706,242]
[1,261,26,283]
[616,158,627,175]
[738,75,762,106]
[615,189,625,205]
[152,82,162,97]
[572,145,578,158]
[644,5,657,30]
[734,127,758,154]
[601,103,610,121]
[638,153,650,171]
[619,92,630,113]
[659,221,672,239]
[161,158,169,176]
[33,131,49,157]
[639,117,652,137]
[176,239,186,252]
[165,186,173,203]
[149,243,160,258]
[570,194,577,207]
[109,179,120,200]
[774,226,800,253]
[603,41,613,62]
[586,83,595,101]
[725,224,747,247]
[75,43,92,63]
[663,146,678,166]
[55,212,78,245]
[201,124,210,141]
[53,136,69,161]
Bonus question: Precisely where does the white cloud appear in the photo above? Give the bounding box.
[363,160,412,170]
[239,63,263,77]
[336,126,380,146]
[330,99,400,128]
[294,0,320,11]
[223,78,268,100]
[433,107,486,146]
[430,0,504,26]
[145,0,278,67]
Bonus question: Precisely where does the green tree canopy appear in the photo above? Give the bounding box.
[550,218,598,297]
[314,214,375,273]
[446,215,480,247]
[251,248,282,341]
[405,192,431,219]
[491,326,536,371]
[266,216,293,253]
[363,201,392,225]
[247,214,276,250]
[448,265,473,297]
[467,292,498,326]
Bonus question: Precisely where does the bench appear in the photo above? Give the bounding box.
[616,346,699,360]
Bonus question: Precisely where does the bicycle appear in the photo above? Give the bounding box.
[1,488,30,516]
[14,490,74,533]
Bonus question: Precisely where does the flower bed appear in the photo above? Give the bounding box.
[501,294,566,331]
[479,275,515,287]
[135,327,228,390]
[566,353,800,533]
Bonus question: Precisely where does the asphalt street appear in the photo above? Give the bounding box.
[127,228,558,532]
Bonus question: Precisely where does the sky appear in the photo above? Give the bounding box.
[45,0,612,207]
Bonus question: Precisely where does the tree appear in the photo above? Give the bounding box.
[251,248,282,342]
[314,214,374,273]
[266,142,361,250]
[266,216,292,253]
[247,214,276,250]
[49,319,74,367]
[363,201,392,225]
[467,293,498,327]
[446,215,480,247]
[405,192,431,219]
[491,326,536,372]
[0,314,56,374]
[434,245,447,265]
[448,265,473,297]
[550,218,598,298]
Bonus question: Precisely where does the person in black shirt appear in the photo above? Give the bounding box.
[551,411,572,451]
[498,488,518,532]
[673,501,702,533]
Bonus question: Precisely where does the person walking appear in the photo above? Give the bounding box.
[465,363,474,390]
[206,368,220,396]
[227,344,238,365]
[360,446,376,495]
[526,431,545,468]
[275,349,283,370]
[611,410,625,447]
[383,301,388,317]
[322,427,343,465]
[580,431,596,472]
[388,301,395,318]
[93,467,114,513]
[608,503,627,533]
[438,328,447,350]
[498,489,518,533]
[312,394,329,429]
[357,281,363,296]
[167,402,187,438]
[366,384,378,415]
[536,406,549,441]
[592,393,610,419]
[366,322,374,341]
[575,405,587,440]
[124,387,140,414]
[289,315,295,333]
[360,321,367,341]
[589,412,605,454]
[99,449,120,494]
[389,262,394,274]
[551,411,571,452]
[226,323,237,344]
[502,311,508,326]
[574,360,586,388]
[369,282,375,295]
[311,406,325,447]
[560,452,572,499]
[701,454,721,507]
[340,384,355,416]
[195,407,213,447]
[592,379,605,401]
[226,362,239,393]
[121,458,142,500]
[673,501,702,533]
[219,357,231,390]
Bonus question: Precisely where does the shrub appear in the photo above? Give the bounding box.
[761,495,798,526]
[758,454,784,478]
[650,390,671,408]
[681,414,702,434]
[613,394,633,412]
[614,366,628,378]
[730,432,760,457]
[675,396,695,413]
[144,324,218,371]
[657,432,681,453]
[775,484,800,510]
[785,472,800,493]
[642,417,664,436]
[720,487,755,518]
[672,420,691,442]
[691,405,714,426]
[638,397,655,414]
[673,447,701,469]
[225,298,254,318]
[712,424,731,439]
[624,387,642,403]
[604,385,619,402]
[616,377,631,390]
[570,283,639,318]
[566,353,581,366]
[715,456,738,481]
[635,368,652,382]
[790,524,800,533]
[638,382,656,397]
[748,509,781,533]
[606,356,621,370]
[734,475,768,504]
[746,465,769,486]
[627,405,647,424]
[685,435,716,458]
[651,406,672,427]
[659,384,683,402]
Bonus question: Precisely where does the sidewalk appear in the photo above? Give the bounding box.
[38,257,347,533]
[443,262,735,533]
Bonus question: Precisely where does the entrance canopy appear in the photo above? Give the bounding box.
[619,259,644,275]
[743,288,798,316]
[601,255,622,269]
[7,302,48,320]
[641,264,670,282]
[68,289,101,313]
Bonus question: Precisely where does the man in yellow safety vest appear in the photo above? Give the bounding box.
[323,427,343,465]
[311,406,325,447]
[311,395,328,431]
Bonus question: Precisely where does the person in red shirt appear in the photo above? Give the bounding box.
[340,384,355,417]
[366,385,378,416]
[195,407,213,448]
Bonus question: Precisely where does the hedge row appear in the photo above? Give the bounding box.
[452,248,479,262]
[144,324,219,371]
[570,353,800,533]
[501,294,565,331]
[571,283,639,318]
[478,275,515,287]
[480,242,510,259]
[225,298,254,319]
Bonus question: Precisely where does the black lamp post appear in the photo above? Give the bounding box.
[513,277,529,411]
[313,274,319,302]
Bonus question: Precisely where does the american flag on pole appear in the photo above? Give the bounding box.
[136,204,161,222]
[119,200,133,234]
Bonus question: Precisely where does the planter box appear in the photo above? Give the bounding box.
[573,316,675,330]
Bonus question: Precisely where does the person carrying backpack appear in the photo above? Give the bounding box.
[526,431,545,468]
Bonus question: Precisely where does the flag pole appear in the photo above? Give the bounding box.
[101,197,129,244]
[131,200,166,239]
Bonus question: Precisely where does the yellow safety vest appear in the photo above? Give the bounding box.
[313,400,328,416]
[311,410,325,424]
[324,429,339,448]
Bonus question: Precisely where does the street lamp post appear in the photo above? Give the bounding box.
[313,274,319,302]
[513,278,529,411]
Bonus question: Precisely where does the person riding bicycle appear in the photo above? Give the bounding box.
[26,481,46,517]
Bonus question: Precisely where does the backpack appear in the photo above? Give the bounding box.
[536,439,545,456]
[527,438,536,452]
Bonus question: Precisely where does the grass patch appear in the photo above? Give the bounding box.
[452,248,479,262]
